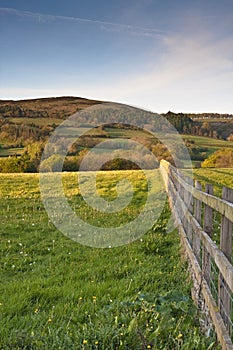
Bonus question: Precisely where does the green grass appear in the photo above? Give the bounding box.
[0,147,24,158]
[0,171,219,349]
[183,168,233,249]
[182,135,233,156]
[185,168,233,197]
[7,117,63,126]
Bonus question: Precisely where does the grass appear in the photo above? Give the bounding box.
[0,147,24,158]
[185,167,233,197]
[182,135,233,157]
[7,118,63,126]
[183,167,233,249]
[0,171,219,349]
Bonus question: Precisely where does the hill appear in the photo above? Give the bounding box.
[1,97,233,171]
[0,96,103,120]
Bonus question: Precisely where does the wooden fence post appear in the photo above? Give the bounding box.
[202,184,213,286]
[193,180,202,264]
[218,187,233,335]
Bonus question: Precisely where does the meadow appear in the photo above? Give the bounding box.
[182,135,233,156]
[0,170,220,349]
[186,168,233,196]
[0,147,24,158]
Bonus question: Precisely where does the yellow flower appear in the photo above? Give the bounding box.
[48,318,52,323]
[94,341,99,345]
[0,302,3,306]
[177,333,183,339]
[147,345,152,349]
[83,339,88,345]
[79,297,83,300]
[34,308,39,314]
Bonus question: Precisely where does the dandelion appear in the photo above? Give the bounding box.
[83,339,88,345]
[147,345,151,349]
[48,318,52,323]
[94,341,99,345]
[177,333,183,339]
[79,297,83,300]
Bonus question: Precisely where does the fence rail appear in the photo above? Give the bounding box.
[160,160,233,350]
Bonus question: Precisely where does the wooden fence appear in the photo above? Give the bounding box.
[160,160,233,350]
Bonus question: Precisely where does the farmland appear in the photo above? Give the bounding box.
[186,167,233,196]
[0,147,24,158]
[0,170,219,349]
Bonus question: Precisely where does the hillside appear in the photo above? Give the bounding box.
[0,96,103,120]
[1,97,233,172]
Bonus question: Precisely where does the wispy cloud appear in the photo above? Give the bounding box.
[0,7,167,38]
[83,30,233,112]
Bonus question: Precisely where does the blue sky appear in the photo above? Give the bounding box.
[0,0,233,113]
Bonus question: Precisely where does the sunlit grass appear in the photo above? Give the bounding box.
[0,171,219,349]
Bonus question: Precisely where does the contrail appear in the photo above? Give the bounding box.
[0,7,167,37]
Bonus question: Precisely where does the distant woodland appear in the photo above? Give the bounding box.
[0,97,233,172]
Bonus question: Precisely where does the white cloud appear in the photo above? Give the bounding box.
[0,7,166,38]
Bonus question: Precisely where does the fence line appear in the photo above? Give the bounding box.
[160,160,233,350]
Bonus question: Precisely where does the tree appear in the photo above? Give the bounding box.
[201,149,233,168]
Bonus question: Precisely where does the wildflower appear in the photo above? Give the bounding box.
[83,339,88,345]
[147,345,151,349]
[0,302,3,306]
[34,308,39,314]
[94,341,99,345]
[48,318,52,323]
[92,296,97,302]
[177,333,183,339]
[79,297,83,300]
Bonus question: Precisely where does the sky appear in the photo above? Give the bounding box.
[0,0,233,113]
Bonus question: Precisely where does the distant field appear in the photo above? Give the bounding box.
[192,168,233,196]
[183,167,233,249]
[0,147,24,158]
[0,171,218,349]
[182,135,233,149]
[7,117,63,126]
[182,135,233,160]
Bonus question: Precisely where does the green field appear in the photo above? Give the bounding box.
[0,147,24,158]
[0,171,219,349]
[182,135,233,156]
[186,168,233,196]
[7,117,63,126]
